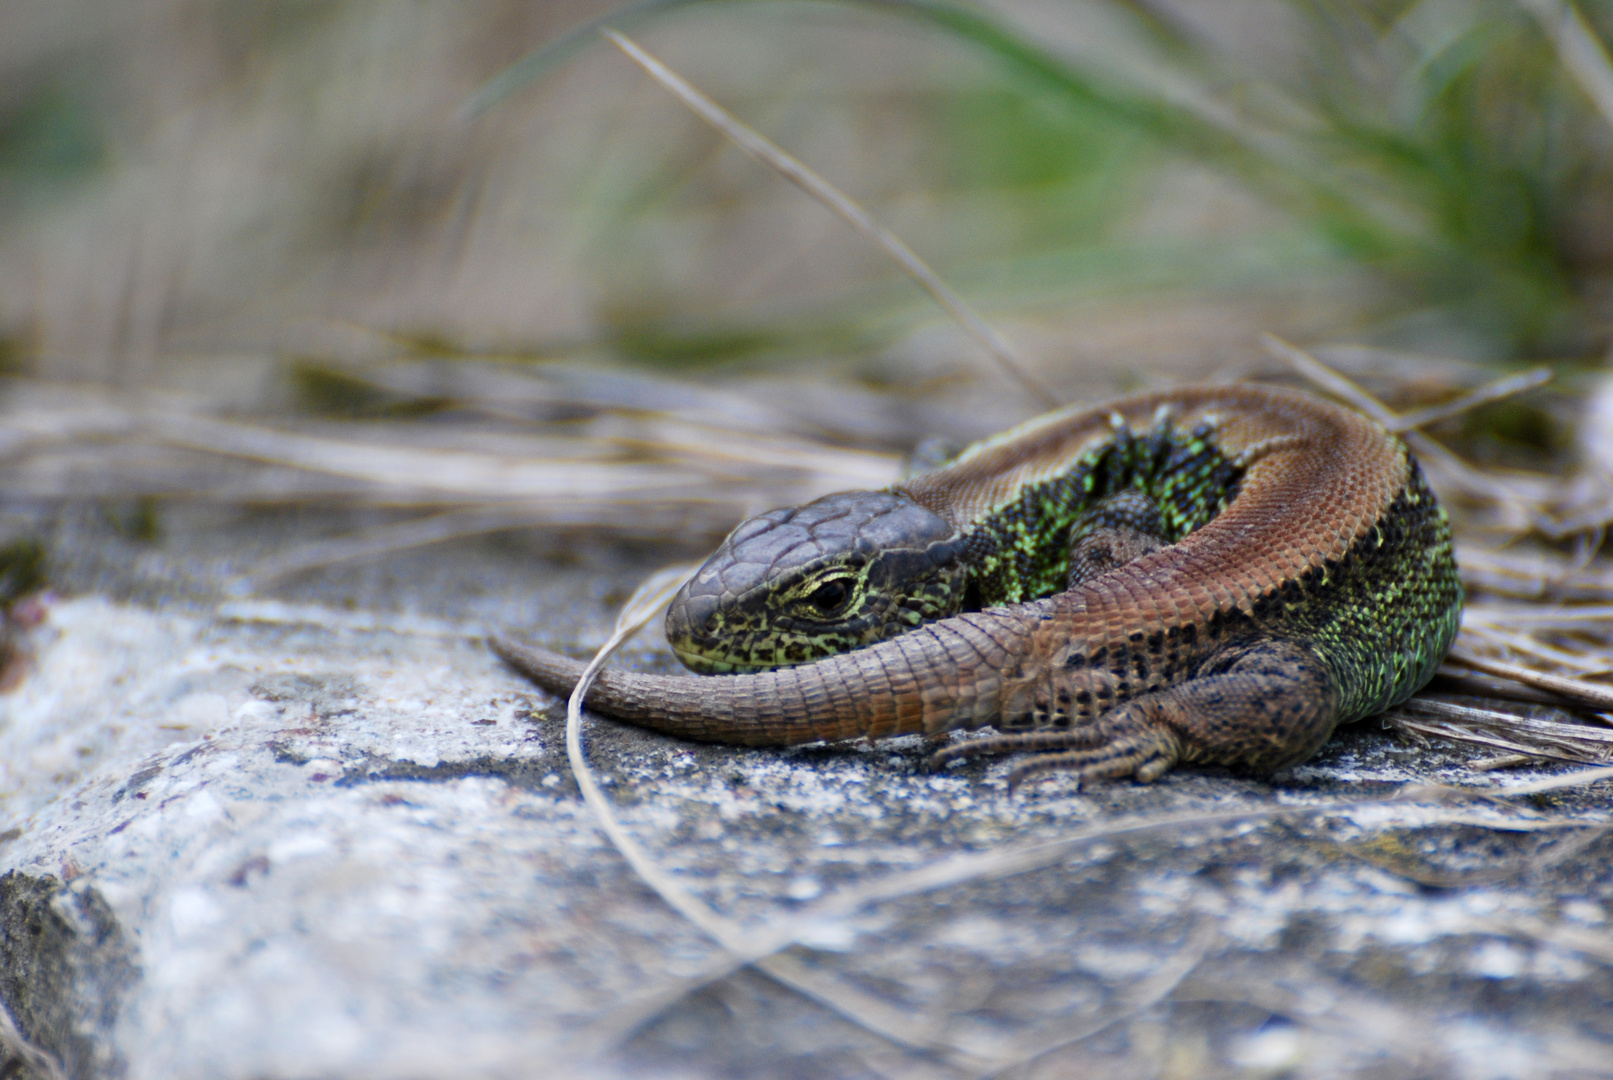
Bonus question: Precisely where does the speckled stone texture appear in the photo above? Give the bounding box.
[0,505,1609,1079]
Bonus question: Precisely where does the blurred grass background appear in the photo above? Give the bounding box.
[8,9,1613,1073]
[3,0,1613,586]
[4,0,1610,398]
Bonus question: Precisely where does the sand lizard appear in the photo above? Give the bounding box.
[495,383,1462,787]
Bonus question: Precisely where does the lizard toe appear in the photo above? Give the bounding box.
[927,729,1092,771]
[1004,726,1182,792]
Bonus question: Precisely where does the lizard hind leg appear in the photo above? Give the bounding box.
[952,636,1341,792]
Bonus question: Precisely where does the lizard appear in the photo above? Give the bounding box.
[494,382,1463,788]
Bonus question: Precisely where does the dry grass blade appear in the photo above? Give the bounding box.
[1402,432,1544,533]
[1389,697,1613,767]
[237,507,560,590]
[600,27,1059,412]
[3,378,901,506]
[553,566,1012,1067]
[973,925,1214,1079]
[0,378,920,582]
[1453,616,1613,676]
[1457,545,1613,602]
[1434,667,1606,710]
[560,562,732,944]
[1407,699,1613,747]
[753,952,993,1072]
[216,410,903,583]
[155,411,896,503]
[1335,818,1611,888]
[1258,334,1397,425]
[1461,603,1613,626]
[576,788,1578,1055]
[576,806,1285,1055]
[1261,336,1553,447]
[1519,0,1613,133]
[1391,763,1613,803]
[0,1005,71,1080]
[156,412,703,500]
[1445,647,1613,713]
[1384,367,1554,433]
[1389,712,1601,765]
[1261,335,1545,533]
[1480,763,1613,796]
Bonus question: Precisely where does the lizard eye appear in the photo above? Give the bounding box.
[805,579,851,615]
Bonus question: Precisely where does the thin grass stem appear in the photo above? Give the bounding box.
[601,27,1060,411]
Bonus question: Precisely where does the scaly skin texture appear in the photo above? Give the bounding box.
[662,401,1243,673]
[494,383,1463,787]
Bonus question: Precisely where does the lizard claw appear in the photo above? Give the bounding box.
[1002,727,1182,791]
[927,730,1093,772]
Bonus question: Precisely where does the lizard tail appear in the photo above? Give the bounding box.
[490,613,1022,746]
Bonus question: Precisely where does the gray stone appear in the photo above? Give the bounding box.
[0,512,1610,1079]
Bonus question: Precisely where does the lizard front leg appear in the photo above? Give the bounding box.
[932,637,1340,789]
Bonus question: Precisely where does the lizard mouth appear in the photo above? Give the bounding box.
[668,641,747,675]
[669,627,851,675]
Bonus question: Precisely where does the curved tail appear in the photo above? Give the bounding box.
[490,610,1031,746]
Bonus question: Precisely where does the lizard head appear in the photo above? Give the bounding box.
[665,491,970,673]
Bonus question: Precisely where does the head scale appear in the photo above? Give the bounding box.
[666,491,968,673]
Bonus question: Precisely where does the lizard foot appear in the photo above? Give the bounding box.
[1004,727,1182,794]
[928,730,1092,771]
[927,724,1181,793]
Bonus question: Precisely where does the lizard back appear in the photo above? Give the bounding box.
[900,384,1458,727]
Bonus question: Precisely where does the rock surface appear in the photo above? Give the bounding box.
[0,508,1610,1079]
